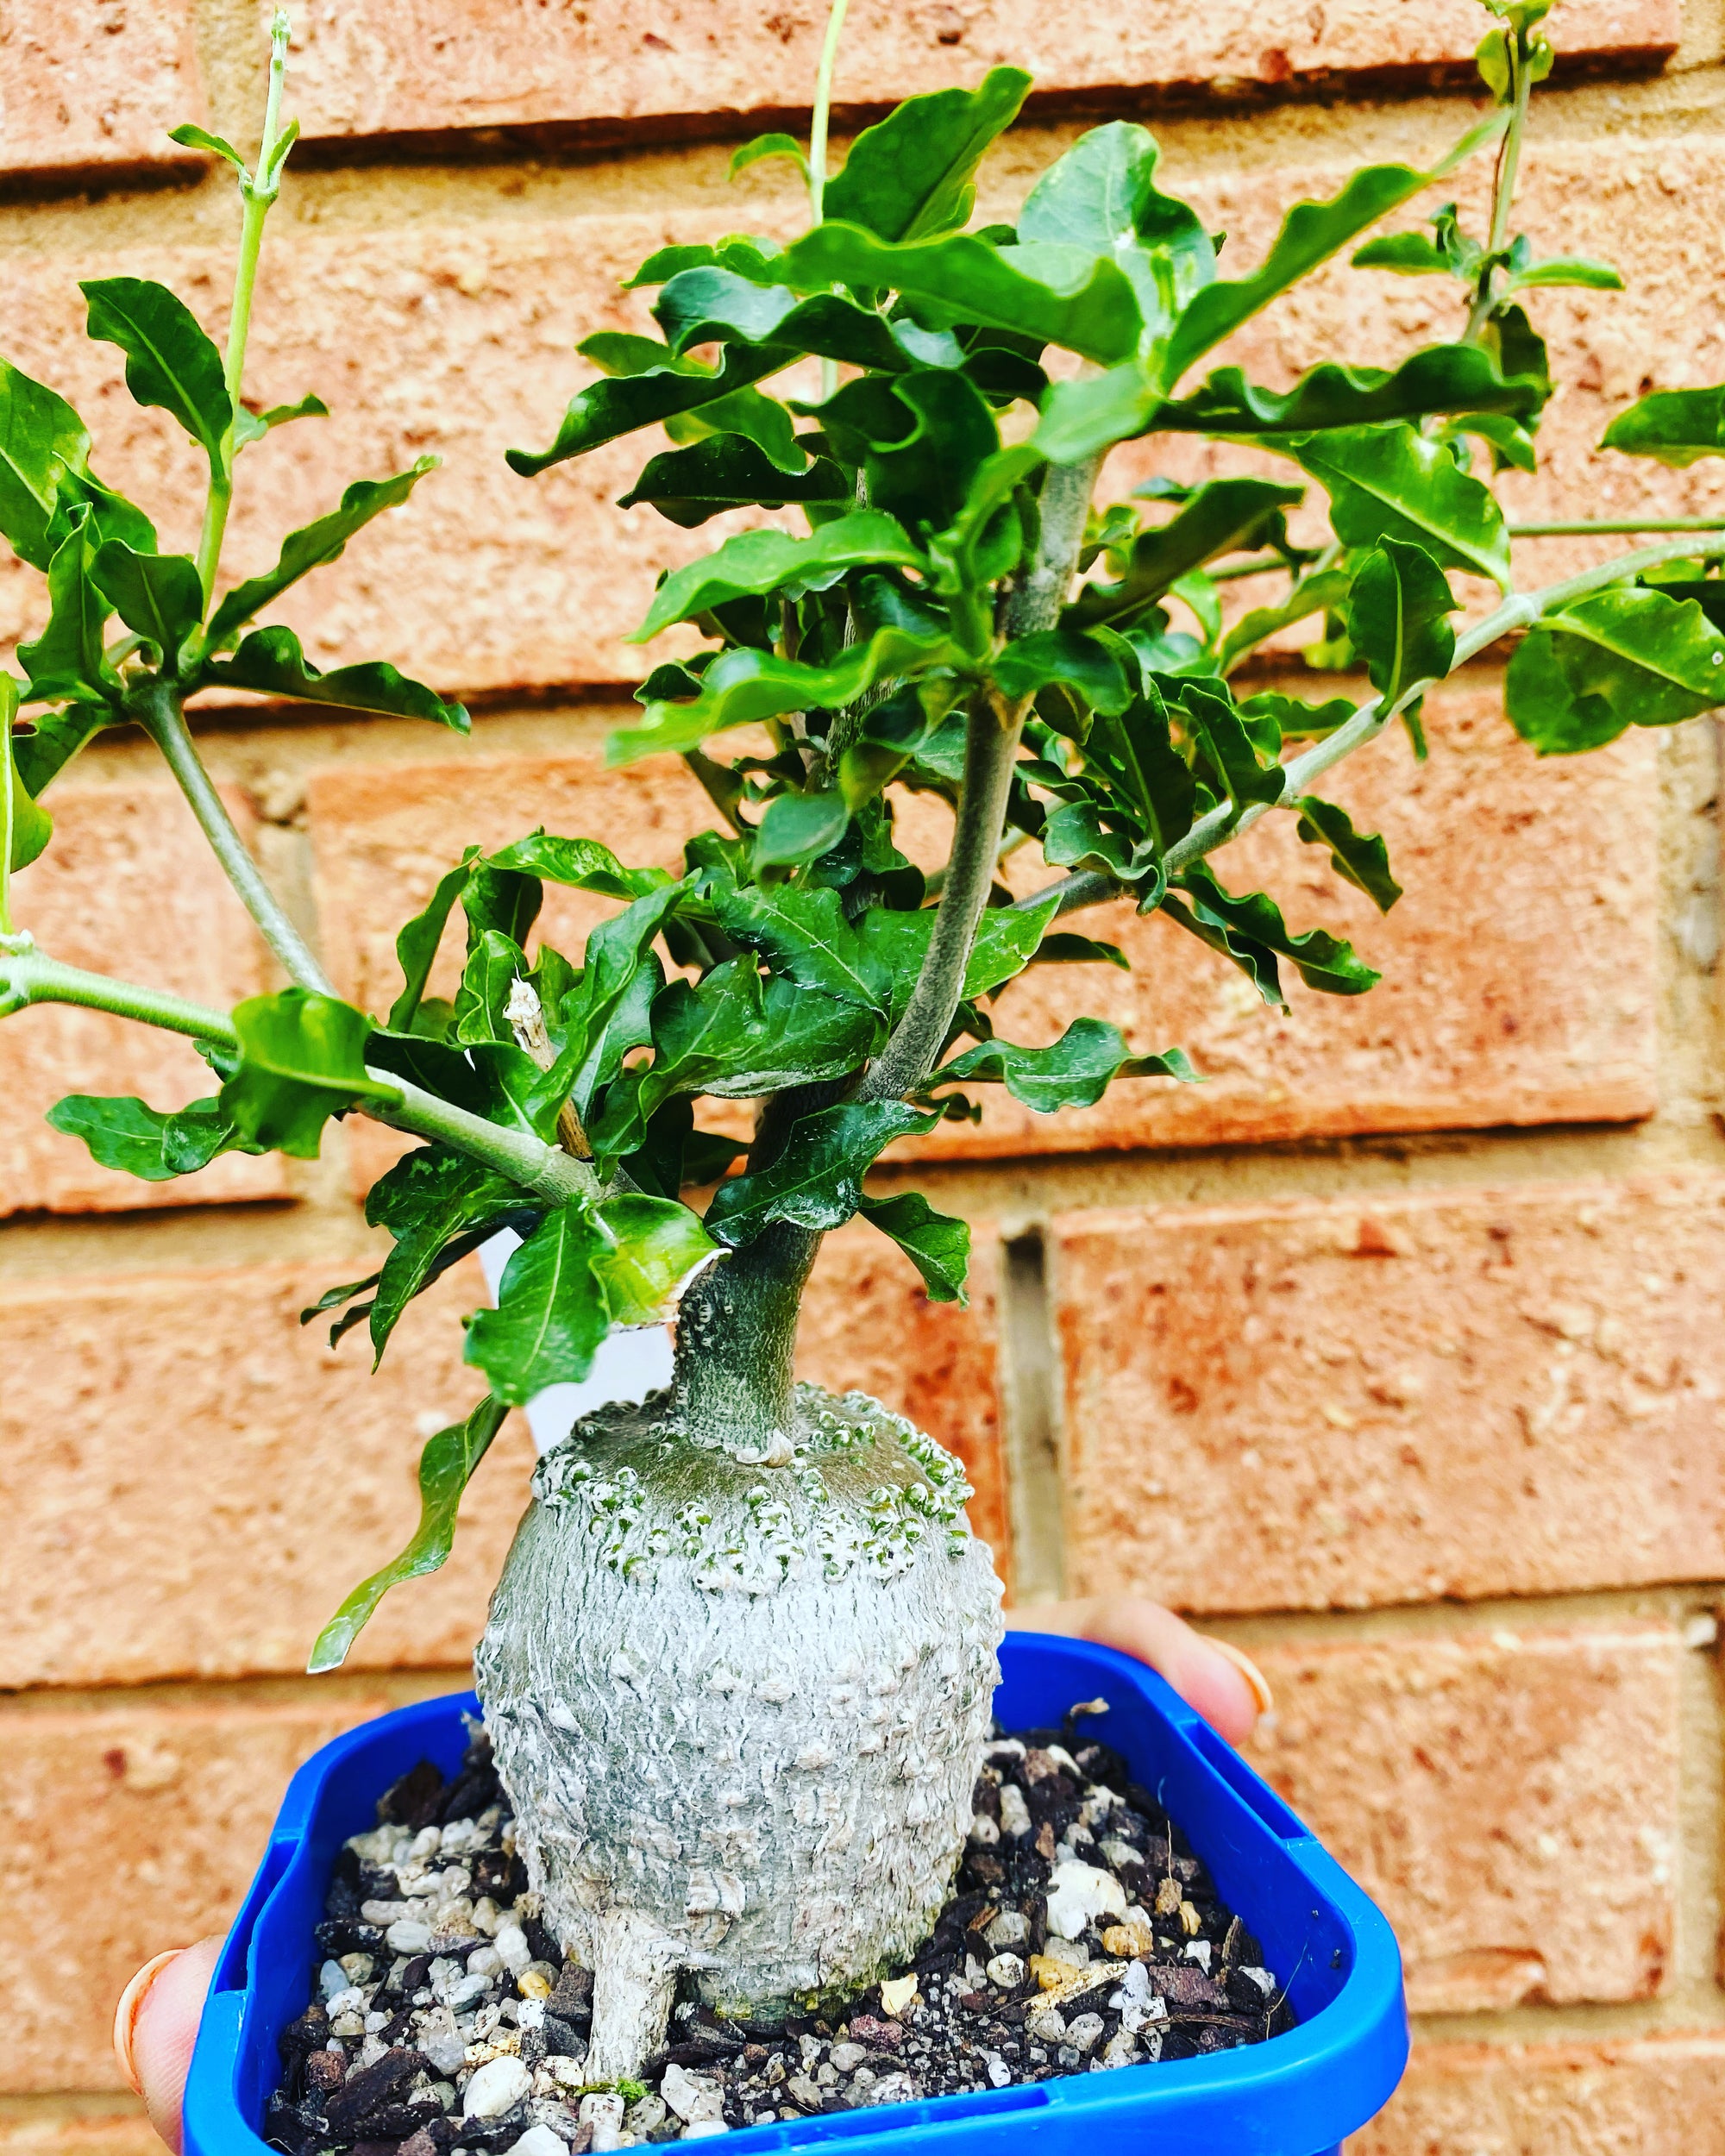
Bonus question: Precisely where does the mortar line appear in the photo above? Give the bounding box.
[998,1225,1069,1608]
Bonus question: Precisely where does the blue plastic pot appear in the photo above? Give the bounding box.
[186,1632,1407,2156]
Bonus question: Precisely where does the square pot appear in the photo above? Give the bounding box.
[185,1631,1408,2156]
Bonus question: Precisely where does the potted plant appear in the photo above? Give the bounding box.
[6,0,1722,2146]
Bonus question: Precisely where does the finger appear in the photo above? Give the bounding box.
[117,1934,224,2154]
[1009,1598,1271,1747]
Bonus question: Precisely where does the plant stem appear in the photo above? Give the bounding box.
[1464,36,1533,346]
[808,0,851,403]
[0,943,235,1035]
[135,679,333,993]
[194,11,292,607]
[1510,517,1725,537]
[0,684,16,940]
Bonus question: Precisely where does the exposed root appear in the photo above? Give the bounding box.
[586,1908,684,2083]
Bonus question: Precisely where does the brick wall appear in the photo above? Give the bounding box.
[1,2,1722,2150]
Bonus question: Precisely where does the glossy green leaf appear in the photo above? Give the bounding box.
[1067,479,1303,629]
[656,270,928,374]
[204,624,468,730]
[1217,567,1352,674]
[90,541,203,661]
[1163,121,1503,382]
[618,434,850,527]
[935,1017,1197,1111]
[307,1395,508,1672]
[704,1100,937,1246]
[1183,676,1287,812]
[859,889,1062,1018]
[44,1092,238,1180]
[365,1144,526,1363]
[1510,255,1622,291]
[507,343,785,473]
[612,624,963,763]
[387,849,480,1032]
[632,511,925,642]
[464,1205,612,1401]
[590,1193,721,1325]
[1039,800,1151,887]
[992,630,1132,714]
[1157,343,1546,436]
[3,679,51,872]
[1018,121,1214,335]
[1436,408,1538,476]
[1239,689,1359,737]
[1167,862,1380,1004]
[753,789,850,870]
[485,831,671,900]
[708,881,889,1010]
[1601,386,1725,468]
[1351,231,1452,275]
[1295,795,1402,911]
[824,67,1031,241]
[1293,423,1510,589]
[232,392,330,450]
[1346,539,1458,705]
[219,987,401,1158]
[1034,361,1165,462]
[1032,931,1131,969]
[19,515,110,705]
[731,132,810,183]
[1505,586,1725,753]
[454,927,530,1047]
[167,122,248,174]
[11,703,110,798]
[855,1190,971,1304]
[625,237,786,290]
[205,460,437,648]
[81,277,231,468]
[0,360,93,571]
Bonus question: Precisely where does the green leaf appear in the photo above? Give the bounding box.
[858,889,1062,1018]
[1039,801,1151,887]
[507,343,786,473]
[1157,343,1546,436]
[4,683,52,872]
[205,460,438,648]
[1436,408,1538,476]
[81,277,231,469]
[1509,255,1622,291]
[1346,539,1458,705]
[631,511,925,642]
[992,630,1132,714]
[731,132,810,184]
[1239,689,1358,737]
[816,370,1005,537]
[1163,120,1503,383]
[855,1190,971,1304]
[1351,232,1452,274]
[935,1017,1197,1111]
[753,789,850,871]
[1505,586,1725,753]
[1032,931,1131,970]
[1292,423,1510,589]
[612,624,963,763]
[1182,676,1287,812]
[759,223,1145,366]
[307,1395,508,1673]
[656,270,928,375]
[0,360,94,572]
[825,67,1032,241]
[19,515,110,705]
[708,881,888,1009]
[1167,862,1381,1003]
[90,541,203,662]
[464,1205,612,1402]
[387,849,480,1031]
[11,704,110,798]
[365,1145,526,1363]
[1018,121,1214,336]
[1217,567,1352,674]
[1295,795,1402,911]
[167,122,249,174]
[1601,386,1725,468]
[1067,479,1303,629]
[531,881,689,1124]
[454,927,530,1046]
[232,392,330,451]
[589,1193,721,1326]
[704,1100,937,1246]
[618,434,850,528]
[45,1092,238,1180]
[485,831,670,900]
[203,624,468,730]
[219,987,401,1158]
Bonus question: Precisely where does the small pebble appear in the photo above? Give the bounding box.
[986,1953,1026,1989]
[983,1909,1028,1951]
[462,2054,532,2119]
[386,1920,434,1955]
[879,1974,919,2018]
[505,2128,567,2156]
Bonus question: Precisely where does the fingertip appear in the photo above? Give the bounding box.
[124,1934,223,2155]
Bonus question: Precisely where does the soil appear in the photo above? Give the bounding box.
[265,1704,1294,2154]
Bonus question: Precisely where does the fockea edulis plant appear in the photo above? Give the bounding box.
[4,0,1724,2088]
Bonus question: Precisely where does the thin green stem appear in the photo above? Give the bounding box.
[135,678,333,993]
[194,12,292,607]
[1463,41,1533,346]
[1511,517,1725,538]
[0,684,15,940]
[808,0,851,403]
[0,945,236,1037]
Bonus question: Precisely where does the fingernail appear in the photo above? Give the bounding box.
[1201,1637,1275,1716]
[113,1948,185,2096]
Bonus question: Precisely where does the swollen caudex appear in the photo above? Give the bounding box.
[475,1384,1003,2082]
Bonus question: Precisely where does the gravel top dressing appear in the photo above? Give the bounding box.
[266,1705,1294,2155]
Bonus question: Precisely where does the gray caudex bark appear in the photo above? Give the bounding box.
[475,1224,1004,2082]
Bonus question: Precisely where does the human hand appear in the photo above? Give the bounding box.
[114,1935,223,2155]
[1007,1595,1273,1746]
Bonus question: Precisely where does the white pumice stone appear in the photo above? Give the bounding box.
[462,2054,533,2118]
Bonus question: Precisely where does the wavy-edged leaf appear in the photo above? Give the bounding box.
[1166,862,1381,1004]
[45,1092,239,1180]
[486,830,671,900]
[507,343,785,473]
[656,270,925,373]
[612,624,963,763]
[1018,120,1214,337]
[307,1395,508,1672]
[219,987,401,1158]
[1505,586,1725,753]
[1182,675,1287,812]
[1032,931,1131,970]
[387,849,480,1032]
[1346,539,1458,705]
[935,1017,1197,1111]
[19,515,110,705]
[825,67,1031,241]
[992,630,1133,714]
[206,460,437,648]
[1295,795,1401,911]
[453,927,529,1047]
[632,511,925,642]
[3,680,51,871]
[1601,386,1725,468]
[708,881,889,1010]
[1217,567,1352,674]
[705,1100,937,1247]
[365,1144,526,1363]
[1067,479,1302,630]
[731,132,810,183]
[1163,121,1502,382]
[858,889,1062,1022]
[855,1190,971,1303]
[203,624,468,730]
[1293,423,1509,589]
[1158,343,1546,436]
[0,360,93,571]
[11,703,110,798]
[1239,688,1358,738]
[618,434,850,528]
[753,789,850,871]
[233,392,329,451]
[589,1193,721,1326]
[464,1204,612,1401]
[81,276,230,467]
[90,541,202,661]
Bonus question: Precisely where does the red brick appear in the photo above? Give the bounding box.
[275,0,1677,145]
[0,2114,156,2156]
[0,1690,405,2091]
[1245,1623,1683,2013]
[1054,1175,1725,1613]
[0,0,206,180]
[0,780,285,1218]
[1350,2033,1725,2156]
